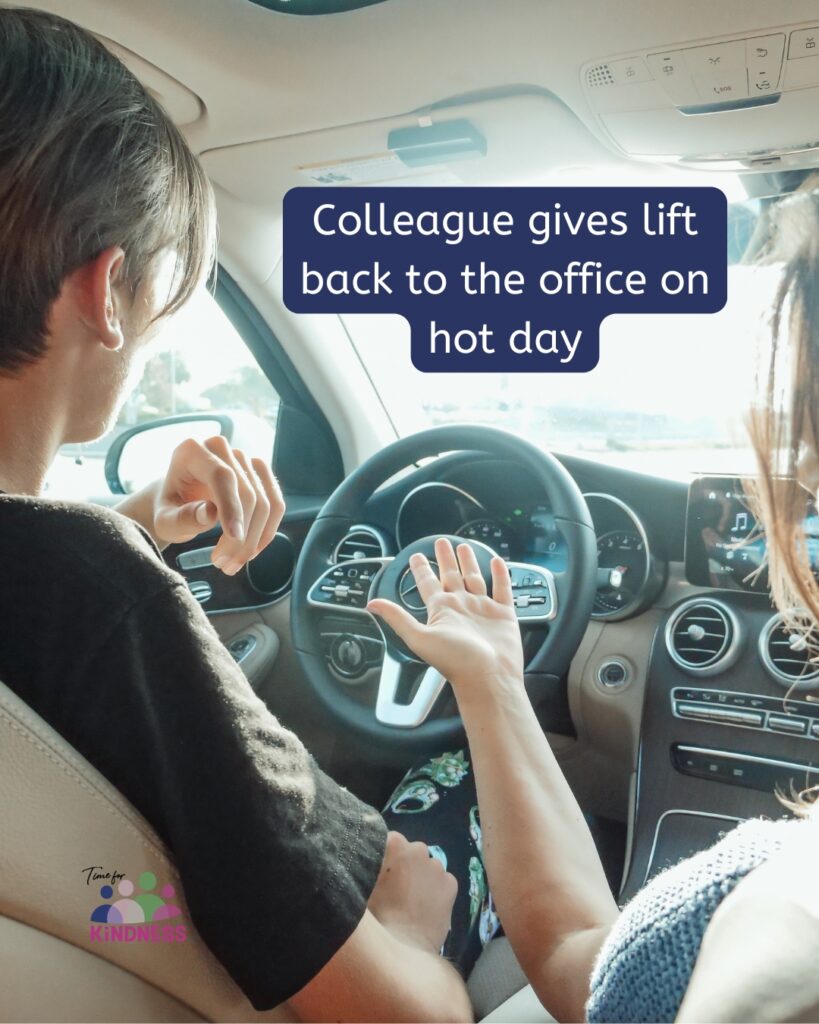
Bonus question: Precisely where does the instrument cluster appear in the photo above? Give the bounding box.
[394,482,666,621]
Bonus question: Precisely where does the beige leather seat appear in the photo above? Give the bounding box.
[0,675,553,1023]
[0,677,291,1023]
[467,935,553,1022]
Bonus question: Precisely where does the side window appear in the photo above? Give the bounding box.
[44,286,280,503]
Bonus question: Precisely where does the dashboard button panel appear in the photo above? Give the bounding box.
[675,701,764,728]
[672,743,819,793]
[672,687,819,739]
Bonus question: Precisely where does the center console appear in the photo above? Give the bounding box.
[620,476,819,901]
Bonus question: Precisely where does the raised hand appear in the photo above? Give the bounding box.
[367,537,524,690]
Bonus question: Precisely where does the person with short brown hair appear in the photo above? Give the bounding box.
[0,9,471,1020]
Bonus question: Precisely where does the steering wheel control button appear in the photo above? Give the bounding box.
[506,563,557,622]
[308,557,389,614]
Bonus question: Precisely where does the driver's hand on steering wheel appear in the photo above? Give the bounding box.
[367,538,525,691]
[151,435,284,575]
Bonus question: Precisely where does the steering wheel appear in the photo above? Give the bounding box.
[291,425,597,758]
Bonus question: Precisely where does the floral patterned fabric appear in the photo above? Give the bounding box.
[382,748,501,974]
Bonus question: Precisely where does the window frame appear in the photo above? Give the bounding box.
[215,269,344,502]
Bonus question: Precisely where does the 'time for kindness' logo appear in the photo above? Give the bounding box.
[83,867,187,943]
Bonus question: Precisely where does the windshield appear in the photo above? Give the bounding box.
[344,181,775,482]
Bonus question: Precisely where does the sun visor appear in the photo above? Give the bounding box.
[582,19,819,172]
[200,93,615,207]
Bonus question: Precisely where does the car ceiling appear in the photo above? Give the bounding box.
[14,0,814,262]
[10,0,819,471]
[15,1,819,237]
[14,0,819,157]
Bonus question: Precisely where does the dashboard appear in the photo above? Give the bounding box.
[353,457,670,623]
[171,445,819,904]
[174,445,818,898]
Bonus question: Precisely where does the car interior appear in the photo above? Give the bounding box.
[4,0,819,1020]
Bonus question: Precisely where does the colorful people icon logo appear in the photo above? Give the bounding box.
[90,871,182,924]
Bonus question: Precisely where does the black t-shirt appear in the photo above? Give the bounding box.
[0,494,387,1009]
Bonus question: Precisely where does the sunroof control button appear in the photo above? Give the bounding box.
[647,51,699,105]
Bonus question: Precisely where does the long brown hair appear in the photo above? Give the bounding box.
[746,174,819,811]
[747,175,819,645]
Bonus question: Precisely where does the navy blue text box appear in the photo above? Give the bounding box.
[283,186,727,372]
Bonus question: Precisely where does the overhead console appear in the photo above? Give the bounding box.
[582,20,819,171]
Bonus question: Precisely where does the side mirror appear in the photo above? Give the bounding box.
[108,407,278,495]
[105,414,234,495]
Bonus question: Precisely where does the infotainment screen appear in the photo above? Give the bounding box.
[685,475,819,591]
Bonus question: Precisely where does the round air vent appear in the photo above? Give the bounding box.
[333,525,387,564]
[247,532,295,598]
[665,599,741,676]
[758,612,819,690]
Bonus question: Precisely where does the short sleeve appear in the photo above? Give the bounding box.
[72,580,388,1010]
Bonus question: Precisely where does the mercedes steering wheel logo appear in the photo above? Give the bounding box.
[398,561,439,611]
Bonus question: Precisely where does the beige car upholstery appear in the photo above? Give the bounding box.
[468,935,528,1019]
[481,984,556,1023]
[0,677,291,1023]
[0,672,535,1023]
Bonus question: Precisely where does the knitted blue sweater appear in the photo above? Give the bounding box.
[586,816,802,1023]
